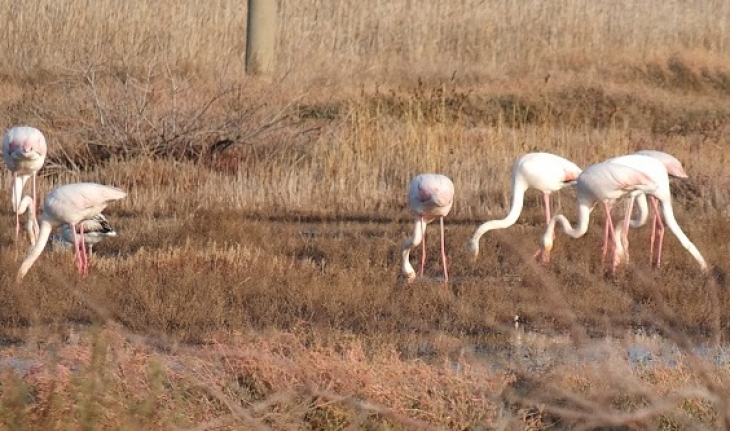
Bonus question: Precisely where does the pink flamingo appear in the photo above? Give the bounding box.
[613,150,688,267]
[402,174,454,282]
[468,152,582,258]
[537,161,660,274]
[17,182,127,281]
[607,153,705,271]
[2,126,47,243]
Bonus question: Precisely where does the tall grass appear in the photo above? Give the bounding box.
[0,1,729,430]
[0,0,729,81]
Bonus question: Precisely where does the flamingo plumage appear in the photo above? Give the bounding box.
[17,183,127,281]
[607,153,706,271]
[2,126,47,244]
[402,174,454,282]
[468,152,581,258]
[537,161,659,274]
[613,150,688,267]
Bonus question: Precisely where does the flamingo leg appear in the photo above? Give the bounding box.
[650,197,665,268]
[621,196,634,265]
[79,224,89,277]
[543,192,551,226]
[606,209,620,274]
[12,173,20,241]
[31,173,39,240]
[71,224,84,274]
[601,203,616,272]
[440,216,448,283]
[419,216,426,278]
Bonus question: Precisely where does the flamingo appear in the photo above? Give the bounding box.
[402,174,454,282]
[607,154,705,271]
[17,183,127,281]
[613,150,688,267]
[537,161,660,274]
[468,152,582,258]
[2,126,47,243]
[55,214,118,255]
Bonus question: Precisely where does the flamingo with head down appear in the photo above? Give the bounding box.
[468,152,581,259]
[613,150,688,268]
[402,174,454,282]
[17,182,127,281]
[2,126,47,243]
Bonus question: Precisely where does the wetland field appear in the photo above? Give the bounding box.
[0,1,730,429]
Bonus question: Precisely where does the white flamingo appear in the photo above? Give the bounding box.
[613,150,688,267]
[402,174,454,282]
[607,153,705,271]
[2,126,47,243]
[18,183,127,281]
[538,161,659,273]
[468,152,582,258]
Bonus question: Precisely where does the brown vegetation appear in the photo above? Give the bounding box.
[0,0,729,429]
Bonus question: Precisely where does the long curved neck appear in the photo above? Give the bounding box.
[470,180,528,242]
[659,199,708,271]
[17,219,53,280]
[11,175,29,212]
[548,204,591,240]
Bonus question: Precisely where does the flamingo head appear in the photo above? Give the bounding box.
[467,239,480,261]
[562,166,582,185]
[539,233,554,264]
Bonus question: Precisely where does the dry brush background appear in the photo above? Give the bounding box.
[0,0,729,429]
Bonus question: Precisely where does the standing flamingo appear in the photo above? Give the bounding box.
[468,152,582,258]
[56,213,118,255]
[537,161,659,274]
[402,174,454,282]
[613,150,688,267]
[17,183,127,281]
[2,126,47,243]
[607,154,705,271]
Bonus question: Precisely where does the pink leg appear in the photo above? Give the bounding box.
[31,174,39,239]
[601,204,613,270]
[543,192,552,226]
[71,224,84,274]
[79,224,89,277]
[13,173,20,241]
[651,197,665,268]
[440,216,449,283]
[649,212,657,267]
[621,197,634,265]
[419,216,426,278]
[604,207,620,274]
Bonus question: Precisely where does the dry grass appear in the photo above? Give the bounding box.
[0,0,729,429]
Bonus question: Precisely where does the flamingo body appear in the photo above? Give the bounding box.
[402,174,454,282]
[2,126,47,242]
[539,161,658,273]
[608,154,705,270]
[18,183,126,280]
[469,152,581,257]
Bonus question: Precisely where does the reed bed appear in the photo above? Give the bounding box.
[0,0,728,429]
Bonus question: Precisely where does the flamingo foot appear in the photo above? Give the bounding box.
[534,249,551,264]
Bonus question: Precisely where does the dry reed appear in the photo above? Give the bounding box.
[0,0,728,429]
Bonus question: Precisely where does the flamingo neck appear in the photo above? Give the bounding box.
[17,220,53,280]
[658,199,708,270]
[470,181,527,242]
[548,204,591,240]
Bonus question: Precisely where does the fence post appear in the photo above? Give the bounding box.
[245,0,277,76]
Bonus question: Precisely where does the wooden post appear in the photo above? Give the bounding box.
[246,0,277,76]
